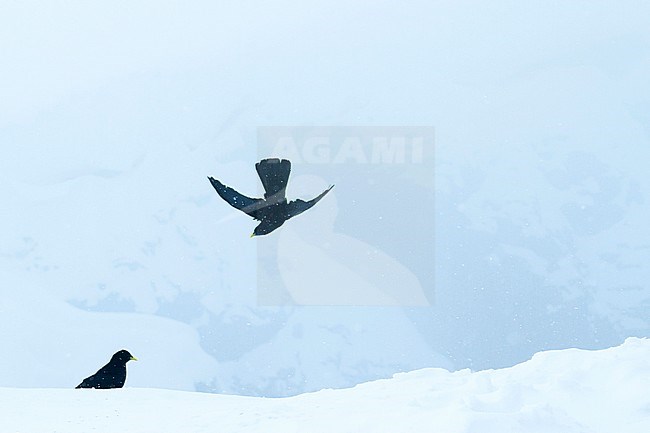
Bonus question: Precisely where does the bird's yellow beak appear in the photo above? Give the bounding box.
[250,232,255,238]
[130,356,138,361]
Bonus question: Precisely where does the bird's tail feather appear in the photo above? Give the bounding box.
[255,158,291,199]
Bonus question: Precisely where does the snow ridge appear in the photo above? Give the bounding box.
[2,338,648,433]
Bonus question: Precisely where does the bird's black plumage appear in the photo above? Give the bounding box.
[208,158,333,236]
[75,350,137,389]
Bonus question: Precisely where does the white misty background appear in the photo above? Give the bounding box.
[1,1,649,396]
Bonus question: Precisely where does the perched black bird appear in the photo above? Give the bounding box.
[75,350,137,389]
[208,158,334,236]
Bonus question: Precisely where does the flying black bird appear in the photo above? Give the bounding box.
[75,350,137,389]
[208,158,333,236]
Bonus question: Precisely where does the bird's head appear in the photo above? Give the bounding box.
[111,349,138,364]
[251,226,268,237]
[251,219,285,237]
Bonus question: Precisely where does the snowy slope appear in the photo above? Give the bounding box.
[2,338,649,433]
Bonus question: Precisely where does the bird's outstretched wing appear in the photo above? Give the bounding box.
[208,177,264,217]
[286,185,334,219]
[255,158,291,200]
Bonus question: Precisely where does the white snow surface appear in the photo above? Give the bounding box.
[2,338,649,433]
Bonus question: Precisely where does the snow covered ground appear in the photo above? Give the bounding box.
[2,338,649,433]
